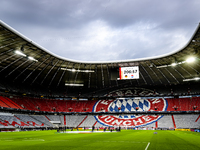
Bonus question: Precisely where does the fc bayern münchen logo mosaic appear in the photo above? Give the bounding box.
[93,98,168,127]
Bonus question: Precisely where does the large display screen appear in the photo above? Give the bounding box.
[119,66,139,80]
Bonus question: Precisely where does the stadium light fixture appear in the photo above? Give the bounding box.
[28,56,38,62]
[183,77,200,82]
[156,65,168,68]
[61,68,94,73]
[65,83,84,86]
[171,63,177,66]
[157,57,196,68]
[194,77,200,80]
[186,57,195,63]
[15,50,26,57]
[71,69,76,72]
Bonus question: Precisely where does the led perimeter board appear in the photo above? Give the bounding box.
[119,66,139,80]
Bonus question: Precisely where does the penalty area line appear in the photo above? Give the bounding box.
[145,142,150,150]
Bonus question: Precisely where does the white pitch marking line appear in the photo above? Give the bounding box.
[145,142,150,150]
[23,138,45,141]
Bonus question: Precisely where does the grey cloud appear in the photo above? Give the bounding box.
[0,0,200,61]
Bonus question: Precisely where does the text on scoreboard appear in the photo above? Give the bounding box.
[119,66,139,79]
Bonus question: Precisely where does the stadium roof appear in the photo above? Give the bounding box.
[0,20,200,90]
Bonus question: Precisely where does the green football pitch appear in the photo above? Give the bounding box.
[0,130,200,150]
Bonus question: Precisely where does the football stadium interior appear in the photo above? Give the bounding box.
[0,19,200,134]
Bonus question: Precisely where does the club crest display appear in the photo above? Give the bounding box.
[93,98,168,127]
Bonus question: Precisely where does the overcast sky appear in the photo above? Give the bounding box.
[0,0,200,62]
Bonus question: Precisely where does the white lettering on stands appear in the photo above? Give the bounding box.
[101,100,109,105]
[125,90,133,95]
[151,98,161,104]
[104,116,114,122]
[142,116,152,122]
[112,119,123,125]
[133,118,143,125]
[116,91,123,96]
[123,120,132,126]
[100,115,108,118]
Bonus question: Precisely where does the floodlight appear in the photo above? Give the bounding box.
[71,69,76,72]
[194,77,200,80]
[183,77,200,82]
[28,56,38,62]
[186,57,195,63]
[171,63,177,66]
[60,68,94,72]
[65,83,84,86]
[15,50,26,57]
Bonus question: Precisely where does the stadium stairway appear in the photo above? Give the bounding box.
[93,121,98,127]
[0,96,23,109]
[0,99,10,108]
[80,116,97,127]
[171,115,177,128]
[195,115,200,122]
[77,116,88,127]
[45,116,51,121]
[64,115,66,125]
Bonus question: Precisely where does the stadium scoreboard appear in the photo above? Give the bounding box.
[119,66,139,80]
